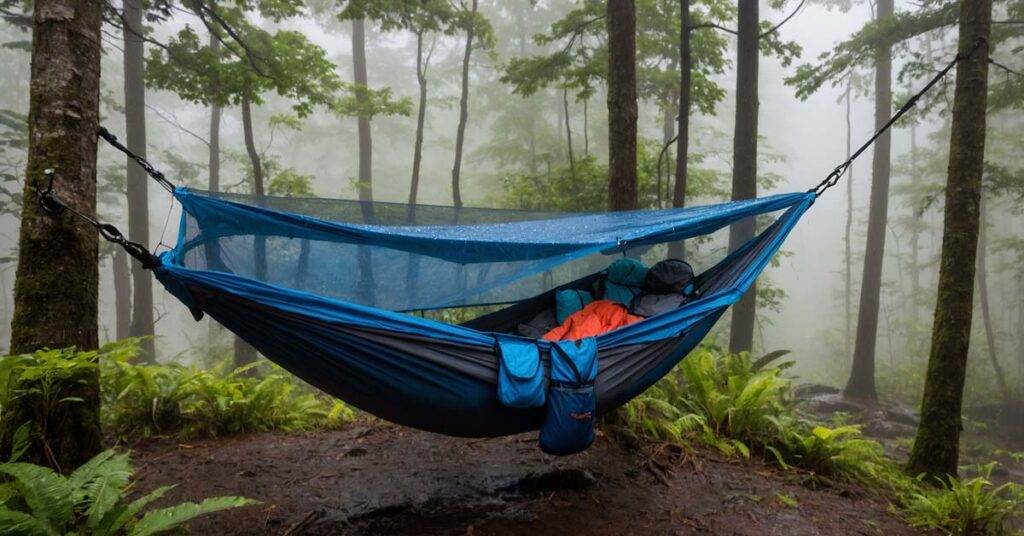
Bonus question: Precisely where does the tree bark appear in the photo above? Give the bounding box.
[4,0,104,471]
[123,0,155,362]
[845,0,894,400]
[976,194,1011,403]
[564,86,576,186]
[607,0,638,212]
[407,31,429,221]
[451,0,477,210]
[906,0,991,481]
[235,97,262,368]
[206,32,223,345]
[668,0,691,260]
[352,18,373,207]
[727,0,760,354]
[113,247,131,341]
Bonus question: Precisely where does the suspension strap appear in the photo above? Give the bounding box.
[36,168,161,270]
[810,38,987,198]
[97,126,176,194]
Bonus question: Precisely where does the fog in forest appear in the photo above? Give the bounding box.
[0,0,1020,410]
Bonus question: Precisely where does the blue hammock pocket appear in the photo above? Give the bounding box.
[540,338,599,455]
[496,337,546,408]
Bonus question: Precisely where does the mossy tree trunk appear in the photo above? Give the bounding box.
[727,0,760,354]
[906,0,991,481]
[122,0,156,362]
[845,0,894,400]
[607,0,638,212]
[4,0,104,472]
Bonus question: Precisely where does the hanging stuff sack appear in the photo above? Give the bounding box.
[496,336,546,408]
[540,338,599,455]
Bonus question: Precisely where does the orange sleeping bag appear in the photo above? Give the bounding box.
[543,299,644,342]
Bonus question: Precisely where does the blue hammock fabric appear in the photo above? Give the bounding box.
[153,188,814,444]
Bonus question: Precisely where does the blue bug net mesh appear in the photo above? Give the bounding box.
[170,188,809,312]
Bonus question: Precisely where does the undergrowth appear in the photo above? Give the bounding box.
[0,340,356,444]
[0,447,255,535]
[624,342,1024,535]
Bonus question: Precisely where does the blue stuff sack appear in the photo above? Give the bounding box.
[496,337,546,408]
[540,338,599,455]
[555,289,593,324]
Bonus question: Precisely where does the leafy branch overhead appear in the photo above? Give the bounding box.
[143,2,409,119]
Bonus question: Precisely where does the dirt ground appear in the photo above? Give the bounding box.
[131,420,932,536]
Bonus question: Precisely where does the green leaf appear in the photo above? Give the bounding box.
[0,506,51,536]
[129,496,259,536]
[0,462,71,534]
[94,485,176,535]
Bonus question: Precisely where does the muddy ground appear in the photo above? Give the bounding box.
[131,421,932,536]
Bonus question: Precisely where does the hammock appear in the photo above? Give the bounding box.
[147,187,813,443]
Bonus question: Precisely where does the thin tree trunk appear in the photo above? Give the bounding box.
[4,0,104,471]
[451,0,477,210]
[123,0,155,362]
[659,92,675,210]
[906,0,991,480]
[728,0,760,354]
[844,80,854,363]
[408,31,430,221]
[668,2,691,260]
[583,98,589,156]
[353,18,373,207]
[976,194,1011,402]
[113,248,131,341]
[909,123,920,317]
[351,18,376,304]
[845,0,894,400]
[235,97,263,368]
[206,32,223,345]
[564,86,576,184]
[607,0,638,212]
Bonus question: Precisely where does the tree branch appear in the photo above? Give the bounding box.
[759,0,808,39]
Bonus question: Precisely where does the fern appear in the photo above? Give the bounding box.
[903,463,1023,536]
[129,496,259,536]
[0,449,256,535]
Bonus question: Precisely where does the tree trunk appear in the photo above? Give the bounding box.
[844,79,854,363]
[113,247,131,341]
[976,194,1011,403]
[123,0,155,362]
[408,31,429,221]
[352,18,373,207]
[906,0,991,481]
[351,18,377,304]
[658,90,675,210]
[845,0,894,400]
[727,0,759,354]
[606,0,638,212]
[4,0,104,471]
[668,1,691,260]
[583,98,589,156]
[451,0,477,210]
[205,30,224,346]
[564,86,576,186]
[235,97,262,368]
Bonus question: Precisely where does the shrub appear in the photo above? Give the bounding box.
[903,463,1023,536]
[0,448,256,535]
[102,358,356,440]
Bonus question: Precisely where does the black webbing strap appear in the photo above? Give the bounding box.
[36,168,161,270]
[810,38,987,198]
[97,126,176,193]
